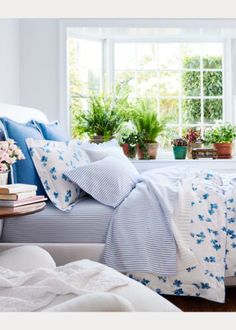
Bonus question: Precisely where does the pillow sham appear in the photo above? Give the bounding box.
[64,155,140,208]
[0,117,45,194]
[36,120,69,141]
[26,138,90,211]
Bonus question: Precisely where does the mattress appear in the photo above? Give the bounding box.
[0,197,113,243]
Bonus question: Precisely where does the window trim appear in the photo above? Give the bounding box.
[60,22,233,139]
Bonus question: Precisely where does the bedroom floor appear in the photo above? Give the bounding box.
[163,287,236,312]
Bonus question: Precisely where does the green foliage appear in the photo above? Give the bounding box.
[132,99,166,143]
[72,93,127,141]
[182,55,223,124]
[203,124,236,144]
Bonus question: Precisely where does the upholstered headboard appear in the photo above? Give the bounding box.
[0,103,48,123]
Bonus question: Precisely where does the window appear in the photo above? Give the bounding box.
[114,42,224,149]
[68,34,224,151]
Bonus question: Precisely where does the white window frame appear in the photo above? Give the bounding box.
[59,22,233,141]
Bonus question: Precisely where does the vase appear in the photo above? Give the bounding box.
[214,143,233,159]
[121,143,137,159]
[0,171,9,186]
[173,146,187,160]
[187,143,202,159]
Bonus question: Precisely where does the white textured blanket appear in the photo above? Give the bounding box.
[0,259,129,312]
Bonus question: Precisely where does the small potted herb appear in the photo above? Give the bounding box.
[171,138,188,160]
[203,123,236,159]
[183,127,202,159]
[115,121,138,159]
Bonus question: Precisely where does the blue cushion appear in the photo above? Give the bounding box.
[0,118,45,195]
[36,121,68,141]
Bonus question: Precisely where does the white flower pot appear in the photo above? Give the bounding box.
[0,171,9,186]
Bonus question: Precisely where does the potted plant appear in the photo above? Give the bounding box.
[203,123,236,159]
[172,138,188,160]
[72,93,127,143]
[115,121,138,159]
[132,99,166,160]
[0,139,25,185]
[183,127,202,159]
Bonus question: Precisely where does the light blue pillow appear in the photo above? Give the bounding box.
[0,118,45,194]
[36,121,68,141]
[64,156,140,208]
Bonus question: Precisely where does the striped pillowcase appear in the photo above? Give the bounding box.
[64,156,140,208]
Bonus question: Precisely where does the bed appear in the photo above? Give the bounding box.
[0,103,236,303]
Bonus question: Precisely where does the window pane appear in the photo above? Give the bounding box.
[78,68,88,94]
[159,71,179,96]
[85,41,102,69]
[160,99,179,124]
[182,99,201,124]
[137,71,158,97]
[115,71,135,97]
[88,70,101,93]
[181,43,201,69]
[159,127,179,150]
[204,99,223,124]
[159,43,180,70]
[202,43,223,69]
[182,71,201,96]
[203,71,223,96]
[115,43,136,70]
[137,43,157,69]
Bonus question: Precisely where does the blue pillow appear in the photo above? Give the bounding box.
[36,121,68,141]
[0,118,45,195]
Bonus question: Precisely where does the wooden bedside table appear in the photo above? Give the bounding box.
[0,202,46,218]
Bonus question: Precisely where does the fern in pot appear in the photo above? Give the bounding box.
[132,99,166,160]
[72,93,127,143]
[203,123,236,159]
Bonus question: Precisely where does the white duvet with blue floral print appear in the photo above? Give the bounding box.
[127,170,236,303]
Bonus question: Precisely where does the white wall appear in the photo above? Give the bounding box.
[19,19,60,121]
[0,19,19,104]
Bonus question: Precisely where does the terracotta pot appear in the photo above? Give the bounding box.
[187,143,202,159]
[121,143,137,159]
[214,143,233,159]
[137,142,158,160]
[90,135,106,144]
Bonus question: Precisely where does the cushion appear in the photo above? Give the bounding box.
[26,139,90,211]
[37,121,69,141]
[81,138,138,173]
[0,118,45,194]
[0,246,56,272]
[64,156,140,208]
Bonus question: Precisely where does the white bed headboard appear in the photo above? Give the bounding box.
[0,103,48,123]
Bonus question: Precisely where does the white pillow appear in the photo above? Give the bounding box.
[26,139,90,211]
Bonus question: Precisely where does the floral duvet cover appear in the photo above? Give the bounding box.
[127,170,236,303]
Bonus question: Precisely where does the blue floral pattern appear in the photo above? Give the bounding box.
[127,170,231,303]
[26,138,90,211]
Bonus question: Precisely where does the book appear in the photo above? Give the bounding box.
[0,195,47,207]
[0,190,36,201]
[0,184,38,194]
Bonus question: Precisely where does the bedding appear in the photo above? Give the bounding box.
[36,121,69,141]
[1,198,113,243]
[65,156,140,208]
[26,139,90,211]
[0,117,45,194]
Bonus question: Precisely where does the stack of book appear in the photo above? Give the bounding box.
[0,184,47,208]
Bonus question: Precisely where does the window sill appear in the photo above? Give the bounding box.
[131,158,236,173]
